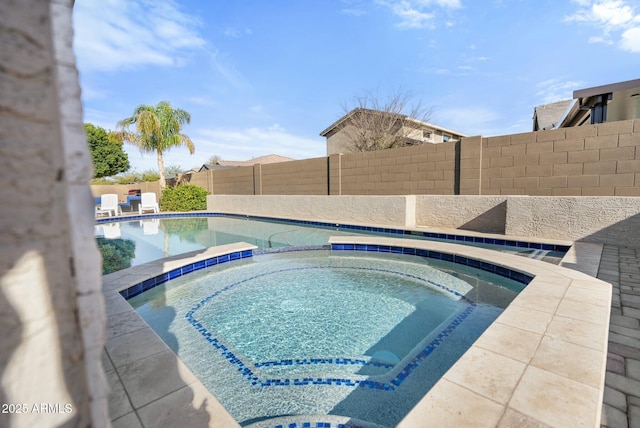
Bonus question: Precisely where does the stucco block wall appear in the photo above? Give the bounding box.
[184,169,211,190]
[184,119,640,197]
[212,167,255,195]
[339,141,457,195]
[1,0,106,426]
[261,157,327,195]
[207,195,416,228]
[208,194,640,247]
[415,196,508,233]
[505,196,640,247]
[479,120,640,196]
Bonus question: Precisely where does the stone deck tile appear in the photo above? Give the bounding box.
[600,245,640,428]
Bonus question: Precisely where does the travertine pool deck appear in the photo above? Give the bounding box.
[102,235,614,428]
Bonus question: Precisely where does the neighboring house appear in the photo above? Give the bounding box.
[533,78,640,131]
[198,154,295,172]
[320,108,469,155]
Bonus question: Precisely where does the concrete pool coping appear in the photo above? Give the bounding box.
[102,237,611,427]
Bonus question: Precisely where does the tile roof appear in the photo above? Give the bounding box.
[533,99,573,131]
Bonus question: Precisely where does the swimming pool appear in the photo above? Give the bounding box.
[126,248,525,427]
[95,214,570,274]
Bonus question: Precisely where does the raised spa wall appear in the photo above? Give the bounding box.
[208,194,640,248]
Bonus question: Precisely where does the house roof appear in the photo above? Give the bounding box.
[199,154,295,171]
[216,154,294,167]
[573,78,640,100]
[533,99,574,131]
[533,78,640,130]
[319,108,469,138]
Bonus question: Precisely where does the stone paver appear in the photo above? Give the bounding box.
[600,246,640,428]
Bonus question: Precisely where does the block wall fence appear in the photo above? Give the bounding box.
[175,119,640,197]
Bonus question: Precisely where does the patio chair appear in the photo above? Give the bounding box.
[95,194,121,217]
[101,223,121,239]
[140,218,160,235]
[139,192,160,214]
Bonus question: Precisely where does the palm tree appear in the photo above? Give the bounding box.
[111,101,195,189]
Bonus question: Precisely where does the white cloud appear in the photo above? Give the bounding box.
[535,78,583,104]
[565,0,640,52]
[194,125,326,163]
[621,27,640,52]
[433,106,501,136]
[223,26,253,38]
[342,8,369,16]
[209,49,249,89]
[187,96,218,107]
[79,84,109,101]
[82,108,124,131]
[375,0,462,29]
[73,0,205,72]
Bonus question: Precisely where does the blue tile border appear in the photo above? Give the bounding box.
[96,212,571,253]
[254,357,395,370]
[183,264,477,392]
[267,422,366,428]
[267,423,365,428]
[118,249,253,299]
[330,244,534,286]
[116,243,532,395]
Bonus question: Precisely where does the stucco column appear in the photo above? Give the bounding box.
[458,136,483,195]
[0,1,108,426]
[329,153,343,195]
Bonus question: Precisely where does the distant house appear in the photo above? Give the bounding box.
[198,154,295,172]
[320,108,469,155]
[533,78,640,131]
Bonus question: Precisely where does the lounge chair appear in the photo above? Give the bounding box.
[95,194,121,217]
[140,218,160,235]
[139,192,160,214]
[101,223,121,239]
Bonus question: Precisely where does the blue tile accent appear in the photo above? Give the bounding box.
[329,243,534,286]
[141,278,155,291]
[441,253,454,262]
[181,262,477,392]
[119,250,254,299]
[96,212,569,255]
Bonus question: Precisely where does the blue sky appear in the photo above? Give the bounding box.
[73,0,640,173]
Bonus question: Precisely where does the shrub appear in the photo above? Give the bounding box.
[160,184,209,212]
[141,170,160,182]
[114,172,142,184]
[97,238,135,274]
[90,177,114,185]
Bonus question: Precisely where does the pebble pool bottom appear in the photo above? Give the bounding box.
[128,250,522,427]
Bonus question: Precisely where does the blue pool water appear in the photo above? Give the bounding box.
[127,249,523,427]
[96,215,568,274]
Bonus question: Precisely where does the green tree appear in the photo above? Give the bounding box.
[85,123,130,178]
[164,164,184,176]
[207,154,222,165]
[111,101,195,189]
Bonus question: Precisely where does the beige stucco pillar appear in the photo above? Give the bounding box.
[458,136,483,195]
[0,0,108,426]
